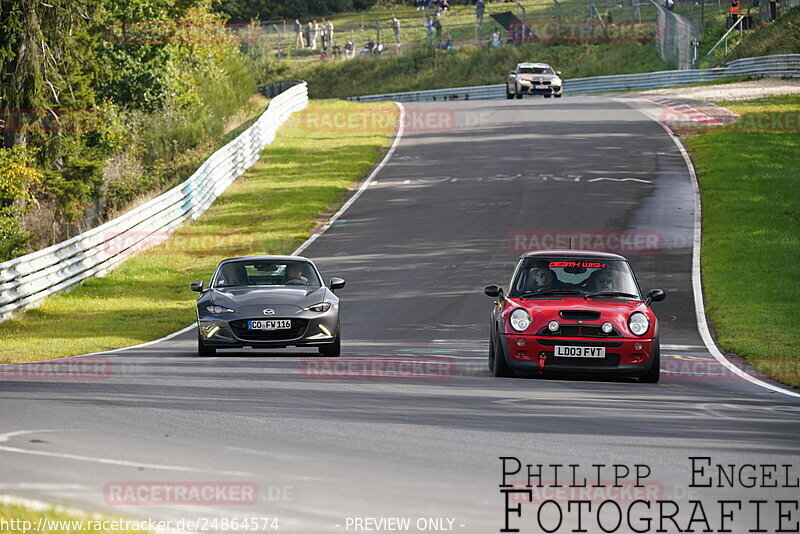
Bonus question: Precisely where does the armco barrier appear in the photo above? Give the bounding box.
[348,54,800,102]
[0,83,309,322]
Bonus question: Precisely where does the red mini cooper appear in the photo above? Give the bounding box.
[484,250,665,382]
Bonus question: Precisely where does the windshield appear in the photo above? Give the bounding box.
[509,258,640,298]
[518,66,554,75]
[212,260,321,288]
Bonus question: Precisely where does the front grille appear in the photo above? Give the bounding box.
[535,80,552,85]
[537,325,621,337]
[230,319,309,341]
[544,354,621,368]
[559,310,601,321]
[537,339,623,348]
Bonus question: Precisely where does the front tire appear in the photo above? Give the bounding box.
[506,87,514,99]
[319,335,341,357]
[554,93,562,98]
[543,94,552,98]
[639,340,660,383]
[492,332,514,377]
[198,332,216,357]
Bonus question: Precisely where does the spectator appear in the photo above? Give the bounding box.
[476,0,486,23]
[305,21,313,48]
[310,20,319,49]
[424,15,433,44]
[325,19,334,44]
[490,28,501,47]
[294,19,305,49]
[344,39,355,58]
[665,0,674,9]
[441,0,450,14]
[391,15,401,45]
[321,19,329,50]
[433,16,442,41]
[332,42,342,58]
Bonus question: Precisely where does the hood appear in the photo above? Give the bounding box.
[208,286,328,310]
[517,73,560,81]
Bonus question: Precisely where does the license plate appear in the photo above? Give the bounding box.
[554,346,606,358]
[248,319,291,331]
[535,85,548,89]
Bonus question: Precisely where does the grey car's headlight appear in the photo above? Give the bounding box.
[509,309,531,332]
[206,305,234,314]
[628,312,650,336]
[304,302,332,312]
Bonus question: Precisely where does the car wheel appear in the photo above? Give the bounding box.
[492,332,514,378]
[554,93,562,98]
[506,88,514,99]
[198,331,216,357]
[544,94,551,98]
[515,91,523,99]
[639,339,660,383]
[319,335,341,357]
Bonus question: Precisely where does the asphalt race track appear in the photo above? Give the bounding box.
[1,97,799,534]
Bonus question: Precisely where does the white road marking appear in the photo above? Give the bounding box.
[648,108,800,399]
[586,177,652,183]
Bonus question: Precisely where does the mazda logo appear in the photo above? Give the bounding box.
[263,308,275,315]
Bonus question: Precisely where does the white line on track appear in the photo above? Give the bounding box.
[641,104,800,399]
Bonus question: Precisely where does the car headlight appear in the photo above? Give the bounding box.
[510,309,531,332]
[206,305,234,314]
[628,312,650,336]
[304,302,332,312]
[518,79,531,84]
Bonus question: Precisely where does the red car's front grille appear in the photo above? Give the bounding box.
[537,325,621,337]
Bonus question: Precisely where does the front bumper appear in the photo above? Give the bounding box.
[197,311,339,349]
[500,333,654,375]
[518,83,561,95]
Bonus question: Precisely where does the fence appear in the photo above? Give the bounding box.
[347,53,800,102]
[652,0,700,69]
[0,83,309,323]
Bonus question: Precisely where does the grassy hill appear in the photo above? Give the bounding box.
[286,41,668,99]
[726,5,800,61]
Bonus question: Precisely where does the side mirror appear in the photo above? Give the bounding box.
[645,288,665,304]
[484,285,503,298]
[330,277,346,291]
[190,280,204,292]
[509,71,517,75]
[556,70,562,75]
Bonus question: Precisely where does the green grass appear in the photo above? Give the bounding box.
[289,41,668,98]
[0,502,150,534]
[0,100,397,363]
[726,4,800,61]
[683,94,800,387]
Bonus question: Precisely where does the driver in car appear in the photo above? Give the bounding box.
[588,270,615,292]
[528,267,561,292]
[283,263,309,285]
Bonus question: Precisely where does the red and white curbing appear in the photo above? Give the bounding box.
[643,95,739,127]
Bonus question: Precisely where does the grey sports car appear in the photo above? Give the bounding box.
[190,255,344,357]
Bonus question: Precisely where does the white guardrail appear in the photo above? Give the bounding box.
[0,82,309,322]
[348,54,800,102]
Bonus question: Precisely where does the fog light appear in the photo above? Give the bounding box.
[635,342,643,350]
[319,324,332,336]
[601,322,613,333]
[517,339,526,347]
[202,324,220,339]
[548,320,559,332]
[517,351,526,358]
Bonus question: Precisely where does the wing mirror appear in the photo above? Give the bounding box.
[510,70,517,75]
[645,288,665,304]
[484,285,503,298]
[189,280,204,292]
[556,70,562,75]
[330,277,346,291]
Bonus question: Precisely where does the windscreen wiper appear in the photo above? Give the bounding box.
[519,289,583,298]
[585,291,639,299]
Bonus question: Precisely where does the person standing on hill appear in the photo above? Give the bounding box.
[294,19,305,49]
[310,20,319,49]
[476,0,486,24]
[391,15,401,45]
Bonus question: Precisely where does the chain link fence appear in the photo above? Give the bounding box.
[652,0,700,69]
